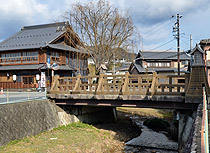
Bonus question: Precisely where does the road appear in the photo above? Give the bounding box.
[0,91,46,104]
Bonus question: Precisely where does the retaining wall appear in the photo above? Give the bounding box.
[0,100,78,147]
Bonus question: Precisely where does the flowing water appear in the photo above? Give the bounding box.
[124,116,178,153]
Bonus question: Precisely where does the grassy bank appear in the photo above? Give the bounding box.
[0,122,124,153]
[117,107,173,119]
[0,108,173,153]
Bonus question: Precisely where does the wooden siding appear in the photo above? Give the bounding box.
[60,52,66,65]
[39,50,46,63]
[0,76,13,82]
[0,82,36,89]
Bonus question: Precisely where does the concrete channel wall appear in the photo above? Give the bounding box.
[179,104,202,153]
[190,104,202,153]
[0,100,78,147]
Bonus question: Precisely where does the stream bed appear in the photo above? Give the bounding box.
[124,116,178,153]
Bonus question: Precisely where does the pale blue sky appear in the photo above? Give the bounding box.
[0,0,210,52]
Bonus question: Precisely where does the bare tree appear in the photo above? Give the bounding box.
[64,0,135,72]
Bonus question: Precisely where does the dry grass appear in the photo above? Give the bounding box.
[0,122,123,153]
[0,108,173,153]
[117,107,173,119]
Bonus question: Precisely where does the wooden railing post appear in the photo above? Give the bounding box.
[50,75,59,92]
[122,72,129,95]
[88,74,92,92]
[151,72,157,95]
[169,76,172,92]
[96,73,104,94]
[73,74,81,92]
[185,73,190,93]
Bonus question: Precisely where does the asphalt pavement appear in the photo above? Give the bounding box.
[0,91,46,104]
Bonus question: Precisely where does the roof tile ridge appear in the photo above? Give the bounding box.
[23,22,66,30]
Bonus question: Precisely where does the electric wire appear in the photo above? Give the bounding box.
[142,18,175,39]
[149,38,175,51]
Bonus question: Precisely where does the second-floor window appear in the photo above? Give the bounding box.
[147,62,171,68]
[0,51,38,64]
[51,52,60,64]
[22,52,38,63]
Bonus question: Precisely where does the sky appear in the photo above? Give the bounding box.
[0,0,210,52]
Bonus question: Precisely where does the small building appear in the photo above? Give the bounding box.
[0,22,88,89]
[98,64,107,73]
[129,50,191,75]
[190,44,205,66]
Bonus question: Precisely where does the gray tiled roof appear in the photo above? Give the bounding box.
[200,39,210,43]
[48,44,86,53]
[190,44,204,55]
[139,51,190,61]
[131,61,188,73]
[0,64,47,70]
[58,65,75,71]
[0,22,67,51]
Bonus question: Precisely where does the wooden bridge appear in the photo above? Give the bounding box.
[48,66,209,110]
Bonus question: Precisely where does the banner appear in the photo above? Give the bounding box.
[40,72,46,88]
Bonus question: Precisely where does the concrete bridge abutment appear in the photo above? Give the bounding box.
[59,105,117,124]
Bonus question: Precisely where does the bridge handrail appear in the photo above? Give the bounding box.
[201,87,209,153]
[50,72,187,96]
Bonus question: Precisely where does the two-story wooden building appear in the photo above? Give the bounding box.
[129,50,191,74]
[0,22,88,89]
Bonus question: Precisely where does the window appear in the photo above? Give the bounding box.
[147,62,170,68]
[22,51,38,63]
[51,52,60,63]
[23,76,34,84]
[0,51,38,64]
[181,60,188,65]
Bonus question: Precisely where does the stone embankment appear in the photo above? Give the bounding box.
[0,100,78,147]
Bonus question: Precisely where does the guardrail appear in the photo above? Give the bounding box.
[50,72,188,96]
[201,87,209,153]
[0,88,47,104]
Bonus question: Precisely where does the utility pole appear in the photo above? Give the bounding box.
[173,14,182,75]
[190,34,193,51]
[190,34,193,71]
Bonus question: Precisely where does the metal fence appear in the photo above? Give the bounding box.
[201,87,209,153]
[0,88,47,104]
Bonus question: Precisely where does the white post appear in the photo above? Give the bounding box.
[7,89,9,103]
[27,89,29,101]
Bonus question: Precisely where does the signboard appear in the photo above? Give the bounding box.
[40,72,46,87]
[51,63,59,70]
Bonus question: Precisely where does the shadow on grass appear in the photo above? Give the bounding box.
[93,110,142,143]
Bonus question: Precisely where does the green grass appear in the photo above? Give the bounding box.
[0,122,122,153]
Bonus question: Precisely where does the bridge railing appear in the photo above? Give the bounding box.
[50,72,188,96]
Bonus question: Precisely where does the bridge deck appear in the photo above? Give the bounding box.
[48,67,209,109]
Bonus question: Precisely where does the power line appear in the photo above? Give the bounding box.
[158,51,188,60]
[142,18,174,39]
[181,39,190,47]
[149,38,175,51]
